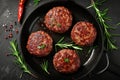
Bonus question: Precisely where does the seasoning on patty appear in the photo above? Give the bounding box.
[44,6,72,33]
[26,31,53,57]
[71,21,97,46]
[53,49,80,73]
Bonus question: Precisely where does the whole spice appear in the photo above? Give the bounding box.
[18,0,26,22]
[3,22,19,40]
[8,33,13,38]
[15,29,19,34]
[4,36,8,40]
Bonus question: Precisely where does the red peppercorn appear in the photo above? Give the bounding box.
[4,36,8,39]
[15,29,19,34]
[8,33,13,38]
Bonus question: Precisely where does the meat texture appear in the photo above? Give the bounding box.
[71,21,97,46]
[53,49,80,73]
[26,31,53,57]
[44,6,72,33]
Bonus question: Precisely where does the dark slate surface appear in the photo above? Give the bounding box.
[0,0,120,80]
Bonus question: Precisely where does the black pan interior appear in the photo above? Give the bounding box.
[19,0,104,80]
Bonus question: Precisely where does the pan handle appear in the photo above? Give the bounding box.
[95,52,109,75]
[84,52,109,79]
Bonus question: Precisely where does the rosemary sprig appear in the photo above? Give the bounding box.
[90,0,118,50]
[40,60,50,74]
[10,40,37,78]
[55,37,83,51]
[117,22,120,26]
[34,0,40,6]
[88,46,98,54]
[87,0,107,9]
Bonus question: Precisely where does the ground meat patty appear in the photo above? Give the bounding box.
[71,21,97,46]
[44,6,72,33]
[26,31,53,57]
[53,49,80,73]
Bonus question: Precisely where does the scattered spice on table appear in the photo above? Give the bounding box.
[2,22,19,40]
[15,29,19,34]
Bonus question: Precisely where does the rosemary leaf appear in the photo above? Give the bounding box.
[87,0,107,9]
[72,45,83,50]
[40,60,50,74]
[107,39,118,50]
[55,37,83,51]
[57,37,65,43]
[111,34,120,36]
[90,0,118,50]
[116,22,120,26]
[88,46,98,54]
[10,40,37,78]
[34,0,40,6]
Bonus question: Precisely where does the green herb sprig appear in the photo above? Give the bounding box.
[34,0,40,6]
[89,0,118,50]
[10,40,37,78]
[117,22,120,26]
[55,37,83,51]
[40,60,50,74]
[87,0,107,9]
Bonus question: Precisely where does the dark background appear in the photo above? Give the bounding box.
[0,0,120,80]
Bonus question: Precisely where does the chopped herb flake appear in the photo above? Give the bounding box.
[64,58,69,63]
[56,23,61,27]
[37,44,46,49]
